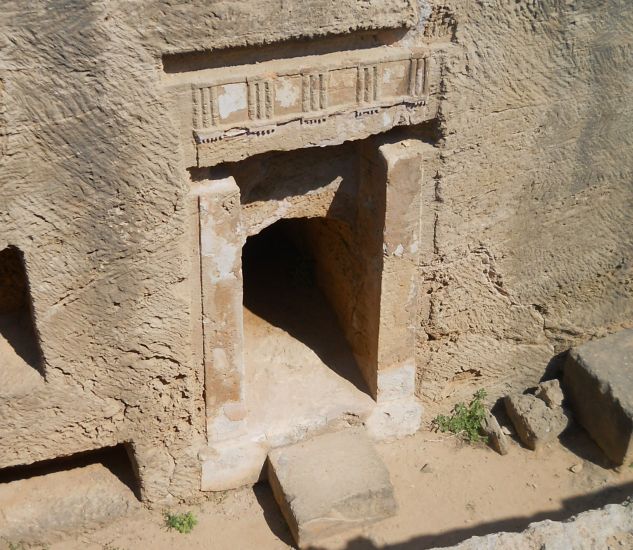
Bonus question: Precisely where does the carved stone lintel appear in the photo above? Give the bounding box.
[355,107,380,118]
[186,47,431,136]
[195,129,224,144]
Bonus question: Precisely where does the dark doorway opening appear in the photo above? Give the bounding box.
[0,246,43,374]
[242,218,369,396]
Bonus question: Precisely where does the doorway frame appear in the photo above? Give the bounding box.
[192,137,430,490]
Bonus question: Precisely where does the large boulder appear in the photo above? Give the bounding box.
[564,329,633,465]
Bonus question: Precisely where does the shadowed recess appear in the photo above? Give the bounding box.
[0,444,141,501]
[242,217,370,396]
[0,246,43,373]
[162,29,408,74]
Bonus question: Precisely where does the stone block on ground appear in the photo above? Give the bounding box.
[505,393,570,451]
[482,409,509,455]
[564,329,633,465]
[267,429,397,548]
[0,463,139,544]
[535,379,565,408]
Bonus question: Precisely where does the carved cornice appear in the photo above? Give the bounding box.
[167,46,439,166]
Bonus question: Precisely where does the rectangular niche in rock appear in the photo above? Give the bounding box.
[0,444,140,543]
[0,246,44,397]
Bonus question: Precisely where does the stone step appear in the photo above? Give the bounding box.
[0,461,139,544]
[564,328,633,465]
[267,428,397,548]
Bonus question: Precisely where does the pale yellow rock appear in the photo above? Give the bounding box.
[267,429,397,548]
[0,0,631,507]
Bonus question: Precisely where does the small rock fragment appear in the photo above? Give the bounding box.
[482,409,509,455]
[504,393,571,450]
[535,379,565,408]
[501,425,512,436]
[570,463,583,473]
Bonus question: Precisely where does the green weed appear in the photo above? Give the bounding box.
[164,511,198,534]
[432,389,489,443]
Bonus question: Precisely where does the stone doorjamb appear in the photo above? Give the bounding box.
[194,138,430,491]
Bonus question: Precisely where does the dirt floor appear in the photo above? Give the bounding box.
[37,423,633,550]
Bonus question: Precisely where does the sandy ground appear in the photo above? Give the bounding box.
[39,424,633,550]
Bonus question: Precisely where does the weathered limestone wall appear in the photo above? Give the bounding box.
[1,0,632,503]
[418,0,633,405]
[0,0,419,502]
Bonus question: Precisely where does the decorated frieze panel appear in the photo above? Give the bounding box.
[186,48,429,138]
[167,46,440,166]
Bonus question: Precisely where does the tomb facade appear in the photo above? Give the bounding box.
[1,0,632,502]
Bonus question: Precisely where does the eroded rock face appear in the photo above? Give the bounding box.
[416,0,633,407]
[1,0,632,503]
[437,500,633,550]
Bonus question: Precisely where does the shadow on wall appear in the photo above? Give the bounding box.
[227,141,358,207]
[0,246,42,373]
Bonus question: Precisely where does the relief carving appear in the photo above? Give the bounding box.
[167,46,439,165]
[185,49,430,141]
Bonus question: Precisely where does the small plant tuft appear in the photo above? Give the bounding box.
[164,511,198,534]
[432,389,488,443]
